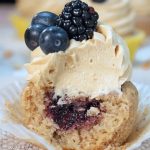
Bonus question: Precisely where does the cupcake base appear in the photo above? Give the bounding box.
[21,81,138,150]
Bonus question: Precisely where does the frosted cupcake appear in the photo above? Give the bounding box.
[22,0,138,149]
[131,0,150,35]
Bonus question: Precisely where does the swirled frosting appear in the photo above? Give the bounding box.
[84,0,135,36]
[131,0,150,16]
[26,24,131,98]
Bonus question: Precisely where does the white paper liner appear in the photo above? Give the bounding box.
[0,79,150,150]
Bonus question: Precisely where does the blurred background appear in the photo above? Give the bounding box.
[0,0,150,89]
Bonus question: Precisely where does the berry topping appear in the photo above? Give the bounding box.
[25,24,47,50]
[92,0,107,3]
[57,0,99,41]
[39,26,69,54]
[24,1,99,54]
[44,91,105,130]
[31,11,58,26]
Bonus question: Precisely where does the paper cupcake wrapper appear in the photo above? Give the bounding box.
[0,79,150,150]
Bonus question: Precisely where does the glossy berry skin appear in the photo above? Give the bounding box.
[56,0,99,41]
[32,11,58,26]
[39,26,69,54]
[25,24,47,50]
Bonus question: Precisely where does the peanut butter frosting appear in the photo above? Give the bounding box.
[84,0,135,36]
[131,0,150,16]
[26,24,131,98]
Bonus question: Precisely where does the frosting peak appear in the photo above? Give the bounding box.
[26,24,131,98]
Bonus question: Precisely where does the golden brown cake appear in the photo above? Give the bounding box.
[22,81,138,150]
[22,1,138,149]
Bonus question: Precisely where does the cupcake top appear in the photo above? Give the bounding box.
[131,0,150,16]
[24,0,131,98]
[84,0,135,36]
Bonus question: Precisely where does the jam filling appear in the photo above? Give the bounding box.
[44,90,106,130]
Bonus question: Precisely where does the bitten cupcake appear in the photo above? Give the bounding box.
[22,0,138,149]
[131,0,150,35]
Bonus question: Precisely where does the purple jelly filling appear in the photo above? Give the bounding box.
[44,91,105,130]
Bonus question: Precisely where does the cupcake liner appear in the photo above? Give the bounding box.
[0,79,55,150]
[0,79,150,150]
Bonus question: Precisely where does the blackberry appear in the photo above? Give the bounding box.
[56,0,99,41]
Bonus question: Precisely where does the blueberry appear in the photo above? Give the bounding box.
[39,26,69,54]
[31,11,58,26]
[25,24,47,50]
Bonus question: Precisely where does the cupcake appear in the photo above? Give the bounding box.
[22,0,138,149]
[131,0,150,35]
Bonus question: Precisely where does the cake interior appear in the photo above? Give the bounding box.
[44,89,106,131]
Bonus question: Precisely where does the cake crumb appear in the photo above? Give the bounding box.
[87,107,100,116]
